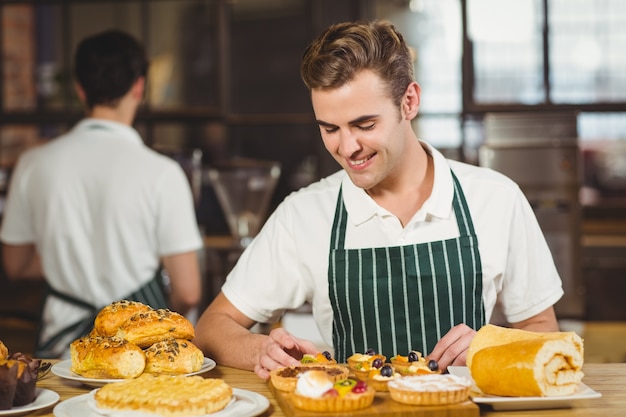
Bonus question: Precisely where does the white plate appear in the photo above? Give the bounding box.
[448,366,602,411]
[53,388,269,417]
[51,357,216,388]
[0,388,60,416]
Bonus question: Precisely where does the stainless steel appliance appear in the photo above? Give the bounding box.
[479,112,584,319]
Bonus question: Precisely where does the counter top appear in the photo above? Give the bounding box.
[30,362,624,416]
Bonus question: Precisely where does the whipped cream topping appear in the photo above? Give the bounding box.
[388,374,471,392]
[295,371,334,398]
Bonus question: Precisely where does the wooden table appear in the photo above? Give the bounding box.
[31,362,624,416]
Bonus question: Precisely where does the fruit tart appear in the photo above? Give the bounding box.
[347,349,386,377]
[364,364,401,392]
[290,370,375,412]
[270,364,349,392]
[391,350,441,375]
[300,351,337,364]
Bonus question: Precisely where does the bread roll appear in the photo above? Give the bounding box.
[144,338,204,374]
[70,336,146,379]
[468,324,584,397]
[470,338,583,397]
[466,324,584,368]
[93,300,153,337]
[115,309,195,348]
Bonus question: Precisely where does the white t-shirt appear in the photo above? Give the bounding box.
[222,142,563,348]
[0,118,203,355]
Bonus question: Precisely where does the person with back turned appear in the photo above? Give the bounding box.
[0,30,203,358]
[193,20,563,378]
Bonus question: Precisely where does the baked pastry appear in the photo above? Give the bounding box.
[468,324,584,397]
[70,335,146,379]
[364,364,400,392]
[270,364,349,392]
[0,361,18,410]
[391,350,440,374]
[347,350,386,369]
[94,373,232,417]
[7,353,40,406]
[300,351,337,364]
[0,341,7,361]
[289,370,375,412]
[144,338,204,374]
[93,300,153,336]
[388,374,471,405]
[466,324,584,369]
[115,309,195,348]
[348,351,386,380]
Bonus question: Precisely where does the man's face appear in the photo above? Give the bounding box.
[311,70,410,193]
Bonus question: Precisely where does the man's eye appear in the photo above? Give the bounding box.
[358,123,375,131]
[323,127,339,133]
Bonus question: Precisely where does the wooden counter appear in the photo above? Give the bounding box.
[29,362,624,416]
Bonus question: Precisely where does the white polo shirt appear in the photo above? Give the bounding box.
[1,118,203,354]
[222,142,563,348]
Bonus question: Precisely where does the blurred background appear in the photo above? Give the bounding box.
[1,0,625,359]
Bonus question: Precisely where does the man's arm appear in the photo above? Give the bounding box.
[1,243,43,280]
[510,305,560,332]
[193,291,317,379]
[161,251,202,315]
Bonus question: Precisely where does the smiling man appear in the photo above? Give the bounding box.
[193,20,563,379]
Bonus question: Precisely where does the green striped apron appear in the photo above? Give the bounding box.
[328,171,485,363]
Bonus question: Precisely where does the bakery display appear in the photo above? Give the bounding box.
[388,374,471,406]
[144,338,204,374]
[93,300,153,337]
[391,350,440,375]
[289,370,375,412]
[94,373,232,417]
[70,335,146,379]
[270,364,350,392]
[468,324,584,397]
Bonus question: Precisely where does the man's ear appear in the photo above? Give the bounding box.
[131,77,146,101]
[402,81,421,120]
[74,83,87,105]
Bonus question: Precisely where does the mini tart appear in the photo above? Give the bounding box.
[364,365,400,392]
[347,353,386,369]
[290,379,375,412]
[391,352,441,376]
[270,364,349,392]
[300,352,337,364]
[388,374,471,406]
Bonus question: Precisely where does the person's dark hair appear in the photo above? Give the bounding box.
[74,30,148,109]
[300,20,414,107]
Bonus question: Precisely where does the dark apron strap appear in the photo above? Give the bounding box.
[36,267,168,357]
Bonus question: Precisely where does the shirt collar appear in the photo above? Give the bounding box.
[342,141,455,226]
[73,118,144,146]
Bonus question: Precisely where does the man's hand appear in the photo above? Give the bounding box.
[254,327,318,379]
[427,323,476,372]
